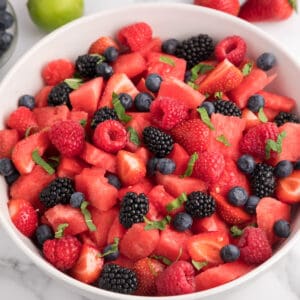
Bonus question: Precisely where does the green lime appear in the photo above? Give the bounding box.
[27,0,84,32]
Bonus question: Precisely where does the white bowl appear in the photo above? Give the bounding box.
[0,3,299,300]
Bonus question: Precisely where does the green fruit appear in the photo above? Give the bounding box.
[27,0,84,32]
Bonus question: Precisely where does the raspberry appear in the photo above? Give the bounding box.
[43,236,82,271]
[150,97,189,130]
[41,59,75,86]
[93,120,127,153]
[193,150,225,184]
[215,35,247,66]
[49,120,85,157]
[117,22,152,51]
[238,227,272,265]
[88,36,119,55]
[240,122,279,160]
[156,261,195,296]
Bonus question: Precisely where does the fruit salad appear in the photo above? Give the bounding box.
[1,21,300,296]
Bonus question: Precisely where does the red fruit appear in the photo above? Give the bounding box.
[187,231,229,265]
[192,213,228,234]
[7,107,38,136]
[238,227,272,265]
[242,108,260,130]
[93,120,127,153]
[120,223,160,261]
[134,257,165,296]
[70,242,104,284]
[198,59,243,94]
[171,119,210,154]
[276,170,300,203]
[43,236,82,271]
[35,86,53,107]
[57,157,86,179]
[194,0,240,16]
[215,35,247,66]
[49,120,85,157]
[193,151,225,184]
[117,178,153,200]
[150,96,189,130]
[0,129,19,158]
[239,0,296,22]
[8,199,38,237]
[195,261,254,291]
[118,22,152,51]
[42,59,75,86]
[167,143,190,176]
[138,37,162,57]
[134,146,151,165]
[126,112,151,137]
[239,122,279,160]
[88,36,119,55]
[107,216,126,244]
[68,110,88,124]
[156,261,195,296]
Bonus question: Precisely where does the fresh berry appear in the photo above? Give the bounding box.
[93,120,127,153]
[135,92,154,112]
[98,263,138,294]
[119,192,149,228]
[70,192,85,208]
[103,46,119,63]
[91,107,118,129]
[162,38,179,55]
[220,244,240,262]
[0,0,7,11]
[244,195,260,214]
[43,236,82,271]
[143,126,174,158]
[40,177,75,208]
[238,227,272,265]
[35,224,54,248]
[227,187,248,207]
[95,62,114,80]
[75,54,101,78]
[5,169,20,185]
[118,93,133,110]
[18,94,35,110]
[274,111,300,127]
[146,157,159,176]
[175,34,214,69]
[102,243,120,262]
[156,158,176,175]
[295,161,300,170]
[213,99,242,117]
[247,94,265,113]
[156,261,195,296]
[105,173,122,190]
[215,35,247,66]
[274,160,293,178]
[273,220,290,238]
[88,36,119,55]
[237,154,256,175]
[0,158,15,176]
[0,31,12,51]
[49,120,85,157]
[172,212,193,232]
[47,82,72,107]
[200,101,215,116]
[256,52,276,71]
[41,59,75,86]
[276,170,300,203]
[145,73,163,93]
[194,0,240,16]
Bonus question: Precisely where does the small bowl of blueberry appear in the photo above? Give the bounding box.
[0,0,17,68]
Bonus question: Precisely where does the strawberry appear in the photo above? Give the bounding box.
[194,0,240,16]
[276,170,300,203]
[43,236,82,271]
[0,129,19,158]
[88,36,119,55]
[41,59,75,86]
[117,22,153,52]
[8,198,38,237]
[239,0,296,22]
[171,119,210,154]
[198,59,243,95]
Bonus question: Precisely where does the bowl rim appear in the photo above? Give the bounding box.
[0,2,300,299]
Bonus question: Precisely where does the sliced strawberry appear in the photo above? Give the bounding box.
[194,0,240,16]
[35,86,53,108]
[192,213,228,234]
[166,143,190,176]
[88,36,119,55]
[276,170,300,204]
[0,129,19,158]
[57,157,86,179]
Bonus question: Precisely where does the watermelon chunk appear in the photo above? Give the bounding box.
[0,129,20,159]
[192,213,228,234]
[35,85,53,108]
[166,143,190,176]
[107,215,126,244]
[57,157,86,179]
[117,178,154,200]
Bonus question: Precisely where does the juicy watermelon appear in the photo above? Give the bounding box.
[166,143,190,176]
[57,157,86,179]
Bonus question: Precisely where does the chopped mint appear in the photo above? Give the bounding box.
[242,62,253,76]
[100,237,119,257]
[79,119,87,127]
[214,91,223,100]
[55,223,69,238]
[181,153,199,178]
[112,92,132,123]
[166,193,188,212]
[80,201,97,231]
[289,0,297,11]
[187,81,199,90]
[91,54,106,64]
[48,156,60,168]
[32,149,55,175]
[265,131,286,160]
[190,63,214,82]
[159,55,175,66]
[230,225,244,238]
[64,78,83,90]
[192,260,208,271]
[216,134,231,147]
[151,255,172,266]
[197,107,215,130]
[144,216,171,231]
[127,127,140,146]
[258,107,268,123]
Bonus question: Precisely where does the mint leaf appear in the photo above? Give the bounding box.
[230,225,244,238]
[91,54,106,64]
[80,201,97,232]
[187,81,199,90]
[80,119,87,127]
[289,0,297,11]
[190,63,214,82]
[242,62,253,76]
[55,223,69,238]
[192,260,208,271]
[64,78,83,90]
[127,127,140,146]
[265,131,286,160]
[32,149,55,175]
[181,153,198,178]
[258,107,268,123]
[112,92,132,123]
[197,107,215,130]
[159,55,175,66]
[216,134,231,147]
[166,193,188,212]
[48,156,60,168]
[100,237,119,257]
[151,255,172,266]
[144,216,171,231]
[214,91,223,100]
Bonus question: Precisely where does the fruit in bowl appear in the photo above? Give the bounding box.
[0,4,299,300]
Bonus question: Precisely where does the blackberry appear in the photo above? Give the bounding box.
[119,192,149,228]
[98,264,138,294]
[185,191,216,218]
[47,82,72,107]
[175,34,214,69]
[40,177,75,208]
[274,112,300,127]
[75,54,101,78]
[251,163,276,198]
[213,100,242,117]
[91,107,118,129]
[142,126,174,158]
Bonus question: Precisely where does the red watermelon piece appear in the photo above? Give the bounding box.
[166,143,190,176]
[57,157,86,179]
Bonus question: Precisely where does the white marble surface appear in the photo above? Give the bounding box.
[1,0,300,299]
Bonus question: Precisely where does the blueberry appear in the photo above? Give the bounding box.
[0,11,14,29]
[146,157,159,176]
[161,38,179,55]
[4,169,19,185]
[172,212,193,232]
[274,160,293,178]
[237,155,256,175]
[295,160,300,170]
[156,158,176,175]
[103,244,119,262]
[184,70,192,83]
[134,92,153,112]
[145,73,163,93]
[244,195,260,215]
[0,31,13,51]
[247,94,265,113]
[35,224,54,248]
[70,192,85,208]
[0,158,15,176]
[118,93,133,110]
[256,52,276,71]
[273,220,290,238]
[220,244,240,262]
[103,46,119,63]
[0,0,7,11]
[105,173,122,190]
[200,101,215,117]
[95,62,113,80]
[18,94,35,110]
[228,186,248,207]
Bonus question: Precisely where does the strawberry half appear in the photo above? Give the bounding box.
[194,0,240,16]
[276,170,300,204]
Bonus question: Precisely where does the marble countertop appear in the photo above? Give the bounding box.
[1,1,300,299]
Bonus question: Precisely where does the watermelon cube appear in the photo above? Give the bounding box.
[167,143,190,176]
